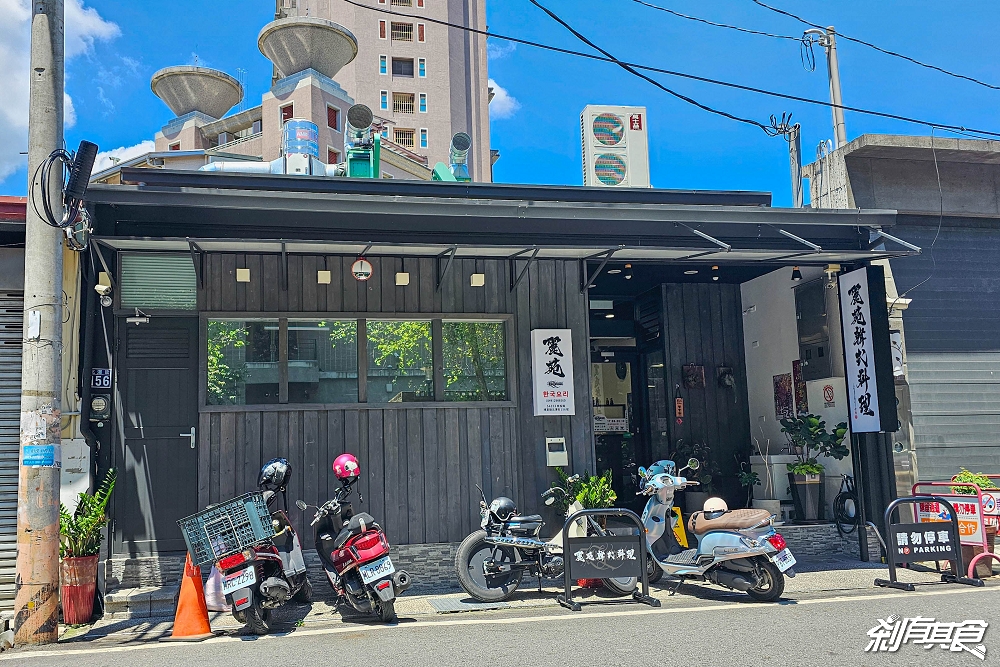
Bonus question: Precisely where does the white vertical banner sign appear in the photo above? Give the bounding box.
[839,267,881,432]
[531,329,575,416]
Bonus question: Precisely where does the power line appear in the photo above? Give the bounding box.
[338,0,1000,139]
[750,0,1000,91]
[631,0,800,40]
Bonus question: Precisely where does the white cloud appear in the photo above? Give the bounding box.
[487,40,516,60]
[0,0,118,181]
[488,79,520,120]
[93,140,155,173]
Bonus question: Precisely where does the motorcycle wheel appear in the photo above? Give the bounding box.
[601,576,637,596]
[376,599,397,623]
[246,602,272,635]
[647,554,663,584]
[746,558,785,602]
[293,578,312,603]
[455,530,523,602]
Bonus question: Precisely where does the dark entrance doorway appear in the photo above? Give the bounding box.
[114,317,200,554]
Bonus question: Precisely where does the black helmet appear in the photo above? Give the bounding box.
[258,458,291,491]
[489,496,517,522]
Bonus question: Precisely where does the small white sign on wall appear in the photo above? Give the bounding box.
[531,329,575,416]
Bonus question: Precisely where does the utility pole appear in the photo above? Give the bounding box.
[14,0,64,646]
[806,26,848,148]
[787,122,803,208]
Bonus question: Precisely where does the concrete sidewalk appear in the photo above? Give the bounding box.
[45,553,974,646]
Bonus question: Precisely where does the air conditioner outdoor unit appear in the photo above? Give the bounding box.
[580,105,650,188]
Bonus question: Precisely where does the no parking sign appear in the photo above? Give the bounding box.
[983,492,999,529]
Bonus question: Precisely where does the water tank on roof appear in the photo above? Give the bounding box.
[258,17,358,80]
[150,66,243,120]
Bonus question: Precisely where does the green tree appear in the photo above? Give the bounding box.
[207,320,246,404]
[442,322,505,400]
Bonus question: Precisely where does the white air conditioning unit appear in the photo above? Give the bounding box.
[581,105,650,188]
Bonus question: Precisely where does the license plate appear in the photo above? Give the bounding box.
[358,555,395,585]
[222,566,257,596]
[771,548,796,573]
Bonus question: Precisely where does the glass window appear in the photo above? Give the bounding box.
[379,55,387,75]
[419,128,428,149]
[442,321,507,401]
[418,58,426,77]
[207,320,280,405]
[288,320,358,404]
[366,320,433,403]
[419,93,427,113]
[380,90,388,110]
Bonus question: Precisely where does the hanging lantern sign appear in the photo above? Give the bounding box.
[351,258,373,282]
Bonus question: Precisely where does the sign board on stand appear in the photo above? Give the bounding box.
[916,496,984,546]
[531,329,575,416]
[837,265,897,433]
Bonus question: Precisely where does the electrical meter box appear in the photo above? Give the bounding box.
[545,437,569,467]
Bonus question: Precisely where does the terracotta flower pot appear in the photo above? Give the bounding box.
[61,555,99,625]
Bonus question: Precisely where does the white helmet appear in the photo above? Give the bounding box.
[703,497,729,513]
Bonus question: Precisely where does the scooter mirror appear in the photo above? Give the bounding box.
[544,496,555,506]
[295,499,307,510]
[687,458,700,471]
[638,466,647,479]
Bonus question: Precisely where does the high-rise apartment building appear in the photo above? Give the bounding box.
[277,0,492,182]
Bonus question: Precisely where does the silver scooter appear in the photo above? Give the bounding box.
[638,459,796,602]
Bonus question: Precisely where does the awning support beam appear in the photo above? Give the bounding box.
[187,238,205,289]
[580,248,617,293]
[680,224,732,252]
[776,227,822,252]
[510,247,539,293]
[436,245,458,291]
[867,230,922,253]
[280,241,288,291]
[92,240,117,291]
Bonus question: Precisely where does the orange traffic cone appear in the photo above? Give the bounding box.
[162,553,215,642]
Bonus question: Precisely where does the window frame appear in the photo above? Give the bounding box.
[419,128,428,149]
[327,105,340,131]
[417,23,425,42]
[327,147,341,164]
[418,93,427,113]
[379,55,388,75]
[380,90,389,110]
[280,103,294,125]
[417,57,426,77]
[199,312,515,411]
[379,20,387,39]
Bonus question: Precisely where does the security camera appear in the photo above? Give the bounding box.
[95,284,111,296]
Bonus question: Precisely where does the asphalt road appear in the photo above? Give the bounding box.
[6,586,1000,667]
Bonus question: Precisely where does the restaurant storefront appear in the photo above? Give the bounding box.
[81,169,913,560]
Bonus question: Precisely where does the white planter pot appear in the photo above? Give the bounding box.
[752,498,782,519]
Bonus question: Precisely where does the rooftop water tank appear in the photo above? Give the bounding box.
[150,66,244,119]
[258,17,359,80]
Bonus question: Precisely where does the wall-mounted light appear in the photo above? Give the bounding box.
[607,267,622,275]
[791,266,802,281]
[470,273,485,287]
[605,313,615,319]
[684,269,698,275]
[396,272,410,286]
[317,270,332,284]
[624,263,633,280]
[236,268,251,282]
[712,265,719,281]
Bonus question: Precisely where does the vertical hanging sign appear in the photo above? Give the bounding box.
[532,329,575,416]
[838,265,897,433]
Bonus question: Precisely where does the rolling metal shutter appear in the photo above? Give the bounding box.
[0,291,22,610]
[119,254,197,310]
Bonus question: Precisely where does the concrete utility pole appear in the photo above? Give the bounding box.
[787,122,803,208]
[14,0,64,646]
[806,26,848,148]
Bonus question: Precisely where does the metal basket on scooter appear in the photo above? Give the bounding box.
[177,492,274,567]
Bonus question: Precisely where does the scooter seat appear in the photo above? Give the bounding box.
[687,509,772,535]
[509,514,542,523]
[334,512,378,549]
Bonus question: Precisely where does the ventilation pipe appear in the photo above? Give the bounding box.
[449,132,472,182]
[200,117,349,176]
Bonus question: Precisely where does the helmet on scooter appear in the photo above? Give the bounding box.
[333,453,361,480]
[258,458,292,491]
[703,497,729,519]
[489,497,517,522]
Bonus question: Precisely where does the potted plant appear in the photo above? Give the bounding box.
[60,468,116,625]
[737,463,760,509]
[672,440,719,513]
[951,468,997,578]
[554,470,618,588]
[779,414,848,522]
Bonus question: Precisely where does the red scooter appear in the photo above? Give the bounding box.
[295,453,411,622]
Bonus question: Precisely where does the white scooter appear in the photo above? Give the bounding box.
[638,459,796,602]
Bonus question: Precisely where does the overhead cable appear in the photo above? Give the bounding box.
[750,0,1000,91]
[338,0,1000,139]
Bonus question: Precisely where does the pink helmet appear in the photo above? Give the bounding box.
[333,453,361,480]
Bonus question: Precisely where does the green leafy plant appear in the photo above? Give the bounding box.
[206,320,247,404]
[738,463,761,507]
[672,440,720,493]
[551,467,585,516]
[576,470,617,509]
[951,468,997,495]
[60,468,116,558]
[780,413,849,476]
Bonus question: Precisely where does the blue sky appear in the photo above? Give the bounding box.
[2,0,1000,205]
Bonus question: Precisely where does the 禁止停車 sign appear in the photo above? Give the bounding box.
[531,329,575,416]
[838,265,897,433]
[916,497,984,546]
